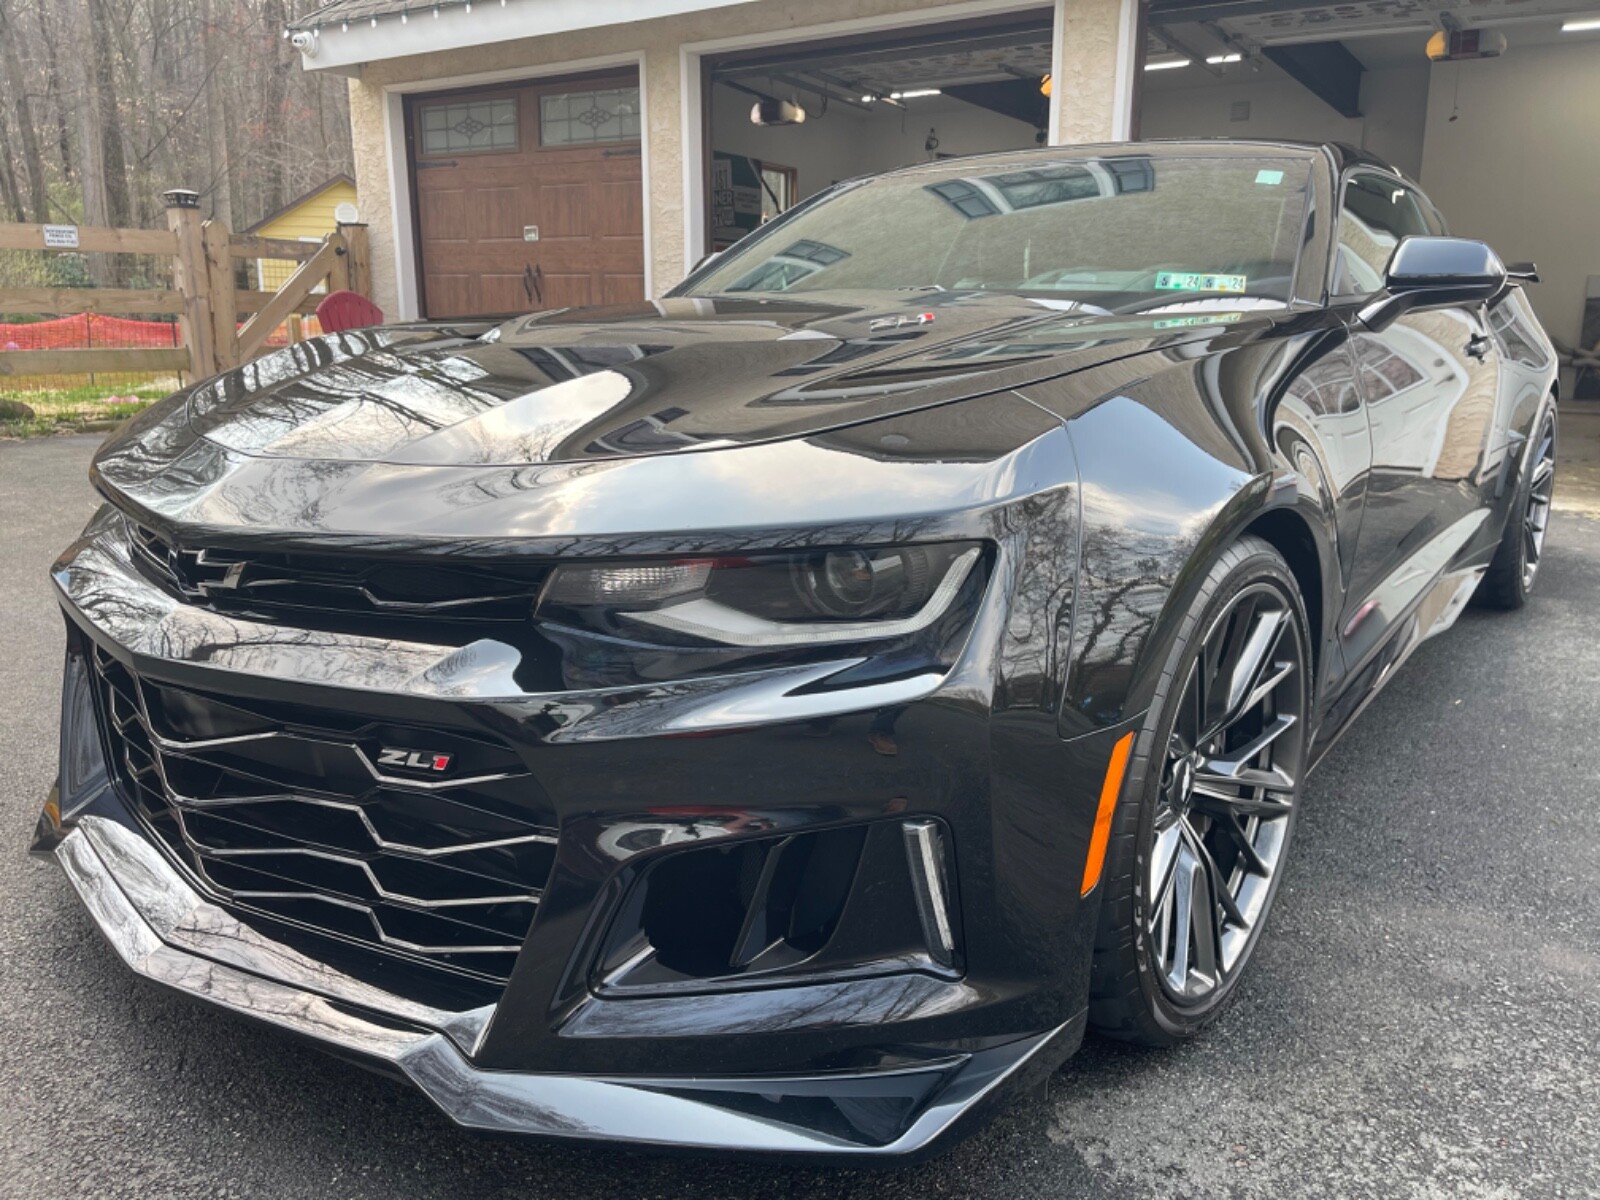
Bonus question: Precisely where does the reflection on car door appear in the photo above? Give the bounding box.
[1332,173,1501,677]
[1276,336,1369,590]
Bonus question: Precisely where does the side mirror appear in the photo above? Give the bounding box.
[1359,236,1507,330]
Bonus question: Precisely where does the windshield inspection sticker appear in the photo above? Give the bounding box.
[1155,271,1248,293]
[1255,168,1286,185]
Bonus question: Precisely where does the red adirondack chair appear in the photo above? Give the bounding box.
[315,290,385,333]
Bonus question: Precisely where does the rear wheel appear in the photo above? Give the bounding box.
[1088,536,1310,1045]
[1477,407,1557,610]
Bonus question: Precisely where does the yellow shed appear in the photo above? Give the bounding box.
[246,175,359,291]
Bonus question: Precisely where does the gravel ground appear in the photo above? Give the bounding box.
[2,433,1597,1200]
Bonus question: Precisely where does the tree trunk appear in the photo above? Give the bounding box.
[0,116,28,223]
[198,0,232,228]
[257,0,291,220]
[0,0,49,221]
[86,0,132,230]
[71,0,111,283]
[38,2,76,194]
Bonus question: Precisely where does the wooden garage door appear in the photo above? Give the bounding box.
[407,75,645,319]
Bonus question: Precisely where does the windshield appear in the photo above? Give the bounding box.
[682,153,1313,313]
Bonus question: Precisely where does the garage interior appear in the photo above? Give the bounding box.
[704,14,1054,251]
[1140,0,1600,395]
[701,0,1599,394]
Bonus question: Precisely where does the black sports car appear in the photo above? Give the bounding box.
[35,141,1558,1158]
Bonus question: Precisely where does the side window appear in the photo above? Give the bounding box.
[1332,173,1431,297]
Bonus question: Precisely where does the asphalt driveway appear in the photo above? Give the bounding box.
[2,432,1597,1200]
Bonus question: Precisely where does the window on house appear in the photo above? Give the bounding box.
[419,98,518,155]
[539,87,642,146]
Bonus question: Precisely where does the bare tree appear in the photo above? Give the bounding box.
[0,0,355,243]
[0,0,47,221]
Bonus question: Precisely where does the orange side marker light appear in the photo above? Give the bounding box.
[1081,731,1135,896]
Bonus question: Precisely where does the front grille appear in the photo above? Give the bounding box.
[126,519,551,627]
[89,646,557,987]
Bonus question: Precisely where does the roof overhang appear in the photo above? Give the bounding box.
[290,0,764,73]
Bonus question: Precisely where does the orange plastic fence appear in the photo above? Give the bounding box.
[0,314,182,350]
[0,313,321,354]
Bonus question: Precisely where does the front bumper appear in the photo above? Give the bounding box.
[48,812,1074,1156]
[36,508,1124,1156]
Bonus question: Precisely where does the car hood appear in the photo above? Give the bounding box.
[163,292,1269,467]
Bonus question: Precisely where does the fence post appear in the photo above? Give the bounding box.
[202,219,237,373]
[338,222,371,301]
[164,189,216,378]
[326,229,352,296]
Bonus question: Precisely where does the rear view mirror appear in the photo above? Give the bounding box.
[1360,236,1507,330]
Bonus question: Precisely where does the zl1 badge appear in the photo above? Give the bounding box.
[376,747,453,773]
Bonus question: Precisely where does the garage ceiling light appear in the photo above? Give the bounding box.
[1562,17,1600,31]
[1206,53,1242,64]
[891,89,942,99]
[1145,56,1191,71]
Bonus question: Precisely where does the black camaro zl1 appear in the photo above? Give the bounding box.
[34,140,1559,1157]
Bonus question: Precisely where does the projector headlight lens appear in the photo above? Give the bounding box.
[537,543,983,649]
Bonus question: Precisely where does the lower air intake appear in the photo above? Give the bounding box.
[594,819,961,993]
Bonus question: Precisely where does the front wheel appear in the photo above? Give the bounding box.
[1088,536,1310,1045]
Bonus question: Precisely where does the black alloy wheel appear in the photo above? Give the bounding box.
[1088,536,1310,1044]
[1523,418,1557,589]
[1479,405,1558,610]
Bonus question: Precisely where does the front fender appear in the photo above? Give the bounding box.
[1039,380,1338,741]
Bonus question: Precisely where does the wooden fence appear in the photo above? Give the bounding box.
[0,188,371,383]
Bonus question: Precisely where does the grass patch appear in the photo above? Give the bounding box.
[0,375,177,439]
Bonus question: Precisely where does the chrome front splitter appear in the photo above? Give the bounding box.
[45,812,1064,1157]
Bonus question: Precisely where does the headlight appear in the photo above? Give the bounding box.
[537,543,984,650]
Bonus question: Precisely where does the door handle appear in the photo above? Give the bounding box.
[1466,333,1492,361]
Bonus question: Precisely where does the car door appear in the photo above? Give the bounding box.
[1331,171,1501,674]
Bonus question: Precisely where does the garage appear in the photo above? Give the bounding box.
[700,14,1055,250]
[282,0,1599,397]
[403,70,645,318]
[1137,0,1600,394]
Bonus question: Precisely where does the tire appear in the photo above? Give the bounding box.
[1087,535,1311,1046]
[1476,406,1557,611]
